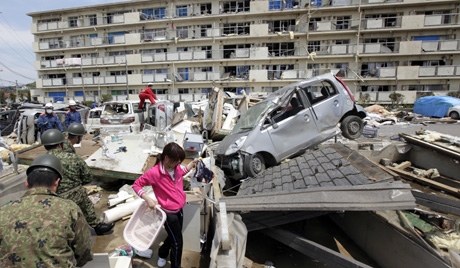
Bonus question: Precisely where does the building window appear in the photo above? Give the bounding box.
[364,37,397,52]
[88,15,97,26]
[361,62,394,77]
[143,28,166,41]
[69,16,78,28]
[309,17,321,31]
[269,0,297,10]
[200,3,212,15]
[334,63,348,78]
[267,19,296,33]
[223,1,250,13]
[223,44,250,58]
[335,39,350,45]
[365,14,398,28]
[201,24,212,37]
[360,85,393,92]
[308,64,320,77]
[179,88,189,94]
[266,65,294,80]
[307,41,321,52]
[112,90,127,95]
[267,42,295,57]
[335,16,350,30]
[176,26,189,38]
[223,66,250,79]
[110,70,132,76]
[202,46,213,58]
[176,5,188,17]
[223,22,250,35]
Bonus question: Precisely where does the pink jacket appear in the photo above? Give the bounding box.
[133,162,190,213]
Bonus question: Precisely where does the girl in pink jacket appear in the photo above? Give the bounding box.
[133,142,197,268]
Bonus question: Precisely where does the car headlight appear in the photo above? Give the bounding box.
[225,136,247,155]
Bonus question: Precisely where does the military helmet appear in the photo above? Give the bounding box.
[26,154,63,179]
[41,129,65,146]
[67,123,85,136]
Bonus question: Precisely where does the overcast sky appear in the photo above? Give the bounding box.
[0,0,115,87]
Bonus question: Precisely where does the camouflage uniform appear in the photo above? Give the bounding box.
[63,138,76,154]
[0,187,93,267]
[47,149,101,227]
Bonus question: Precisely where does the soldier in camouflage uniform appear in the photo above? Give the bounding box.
[63,123,85,154]
[41,129,114,235]
[0,154,93,267]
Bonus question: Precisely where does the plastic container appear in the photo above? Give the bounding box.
[123,202,166,252]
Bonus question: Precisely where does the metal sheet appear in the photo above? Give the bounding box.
[85,135,149,176]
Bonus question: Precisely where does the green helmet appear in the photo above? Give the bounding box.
[26,154,63,178]
[41,129,65,146]
[67,123,85,136]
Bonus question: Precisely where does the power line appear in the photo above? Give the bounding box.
[0,14,35,57]
[0,35,35,69]
[0,61,35,81]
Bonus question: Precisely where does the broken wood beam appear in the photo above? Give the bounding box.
[218,202,231,250]
[394,161,412,170]
[387,166,460,198]
[411,190,460,217]
[399,134,460,161]
[261,228,372,268]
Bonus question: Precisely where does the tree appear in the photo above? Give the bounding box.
[0,91,5,104]
[18,91,25,102]
[389,92,404,109]
[358,93,371,105]
[100,94,113,103]
[8,93,16,103]
[418,92,434,98]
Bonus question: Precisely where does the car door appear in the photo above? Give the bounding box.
[266,89,320,161]
[302,79,343,134]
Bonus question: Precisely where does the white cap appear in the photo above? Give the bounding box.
[147,83,154,87]
[69,100,76,106]
[45,103,53,108]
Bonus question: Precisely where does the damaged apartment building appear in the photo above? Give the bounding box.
[28,0,460,104]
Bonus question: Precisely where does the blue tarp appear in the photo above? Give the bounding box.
[413,96,460,118]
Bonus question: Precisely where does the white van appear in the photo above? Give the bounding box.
[99,101,146,133]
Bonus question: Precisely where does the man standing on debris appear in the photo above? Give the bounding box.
[0,154,93,267]
[133,142,198,268]
[41,129,115,235]
[65,100,82,127]
[138,82,158,110]
[37,103,64,135]
[63,123,85,154]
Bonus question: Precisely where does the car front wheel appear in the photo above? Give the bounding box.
[449,111,460,120]
[244,153,265,178]
[340,115,364,140]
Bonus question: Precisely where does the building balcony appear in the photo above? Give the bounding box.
[364,65,460,79]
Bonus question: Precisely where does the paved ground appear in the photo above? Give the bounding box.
[373,122,460,139]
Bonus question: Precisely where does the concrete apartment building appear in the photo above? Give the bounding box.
[27,0,460,104]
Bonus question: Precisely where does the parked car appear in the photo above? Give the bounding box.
[100,101,146,133]
[84,107,102,134]
[215,73,366,180]
[413,96,460,120]
[147,100,176,131]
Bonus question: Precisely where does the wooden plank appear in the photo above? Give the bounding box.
[387,166,460,197]
[218,202,231,250]
[395,161,412,170]
[243,211,328,232]
[262,228,372,268]
[400,134,460,161]
[411,190,460,216]
[211,166,222,203]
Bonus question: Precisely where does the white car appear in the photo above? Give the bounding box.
[447,106,460,120]
[84,107,102,134]
[100,101,146,133]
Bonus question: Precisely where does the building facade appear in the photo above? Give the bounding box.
[28,0,460,104]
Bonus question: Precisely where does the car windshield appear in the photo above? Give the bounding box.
[231,99,277,134]
[103,103,130,115]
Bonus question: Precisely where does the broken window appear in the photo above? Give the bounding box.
[106,11,126,24]
[309,17,321,31]
[360,85,393,92]
[223,44,250,58]
[42,55,64,60]
[267,42,295,57]
[202,46,213,58]
[334,39,350,45]
[223,1,250,13]
[41,37,63,49]
[301,80,337,105]
[88,15,97,26]
[176,26,189,38]
[201,24,212,37]
[143,28,166,41]
[416,10,452,24]
[223,22,250,35]
[267,19,296,33]
[269,0,298,10]
[141,8,166,20]
[307,64,320,77]
[335,16,350,30]
[69,16,79,28]
[200,3,212,15]
[307,41,321,52]
[361,62,394,77]
[110,70,132,76]
[177,68,190,81]
[410,60,445,66]
[266,65,294,80]
[223,66,250,79]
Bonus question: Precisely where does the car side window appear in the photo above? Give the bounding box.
[269,92,304,123]
[302,81,337,105]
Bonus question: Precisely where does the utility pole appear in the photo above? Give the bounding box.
[15,80,18,103]
[81,64,86,102]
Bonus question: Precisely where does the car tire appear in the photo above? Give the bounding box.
[340,115,364,140]
[244,153,265,178]
[449,111,460,120]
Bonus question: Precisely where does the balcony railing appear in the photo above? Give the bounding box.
[364,65,460,78]
[42,75,128,87]
[39,35,126,50]
[37,14,126,32]
[268,69,306,80]
[421,40,460,52]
